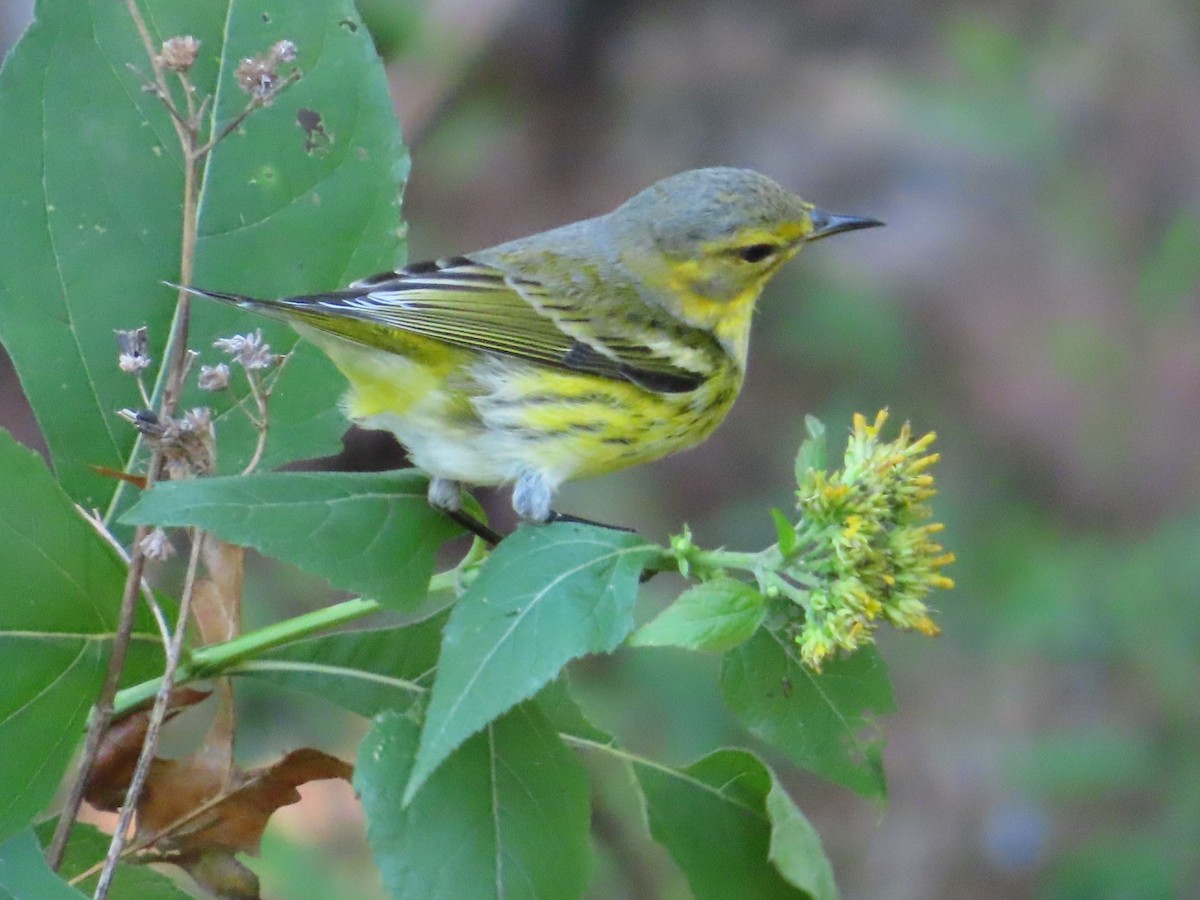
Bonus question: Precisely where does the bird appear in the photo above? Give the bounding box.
[183,167,882,533]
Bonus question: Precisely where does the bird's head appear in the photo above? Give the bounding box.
[609,167,882,362]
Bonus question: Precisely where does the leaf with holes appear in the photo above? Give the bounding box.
[0,0,408,511]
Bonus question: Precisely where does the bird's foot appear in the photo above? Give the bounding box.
[445,508,505,546]
[428,476,505,546]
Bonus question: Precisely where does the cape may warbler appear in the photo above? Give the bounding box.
[187,167,881,522]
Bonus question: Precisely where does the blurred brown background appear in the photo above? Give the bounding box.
[4,0,1198,897]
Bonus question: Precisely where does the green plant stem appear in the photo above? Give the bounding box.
[112,597,382,717]
[109,544,481,719]
[693,547,771,572]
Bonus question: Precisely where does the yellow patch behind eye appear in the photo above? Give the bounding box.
[714,219,813,256]
[771,220,813,243]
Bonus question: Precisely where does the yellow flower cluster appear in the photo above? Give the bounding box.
[792,410,954,669]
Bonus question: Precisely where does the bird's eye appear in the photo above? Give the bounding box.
[736,243,776,263]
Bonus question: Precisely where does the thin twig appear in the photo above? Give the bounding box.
[93,529,204,899]
[122,62,190,138]
[177,70,197,124]
[120,3,186,148]
[55,0,305,872]
[193,69,301,158]
[74,505,172,647]
[135,373,152,410]
[45,536,154,868]
[233,348,292,475]
[446,508,504,546]
[240,372,271,474]
[46,0,201,870]
[196,93,212,124]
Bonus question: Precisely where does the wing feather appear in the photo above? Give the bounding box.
[285,258,713,393]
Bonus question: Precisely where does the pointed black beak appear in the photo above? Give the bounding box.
[808,209,885,241]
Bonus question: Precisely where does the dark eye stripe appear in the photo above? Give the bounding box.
[736,243,776,263]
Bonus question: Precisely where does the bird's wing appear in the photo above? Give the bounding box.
[279,257,713,393]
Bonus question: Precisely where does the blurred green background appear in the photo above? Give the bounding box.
[3,0,1197,897]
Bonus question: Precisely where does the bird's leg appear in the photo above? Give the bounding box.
[512,469,554,523]
[427,476,463,512]
[428,476,504,546]
[513,469,638,533]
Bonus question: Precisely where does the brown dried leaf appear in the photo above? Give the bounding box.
[140,748,353,855]
[82,538,347,899]
[195,536,244,646]
[90,464,149,489]
[85,688,211,811]
[192,534,246,776]
[140,747,352,898]
[89,699,351,900]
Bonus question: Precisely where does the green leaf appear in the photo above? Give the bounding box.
[764,778,839,899]
[535,679,614,745]
[122,470,460,609]
[540,679,659,852]
[720,629,894,800]
[638,749,836,900]
[0,430,163,843]
[405,522,655,802]
[795,416,828,483]
[33,821,193,899]
[0,829,86,900]
[771,508,799,557]
[0,0,407,511]
[357,704,592,900]
[630,578,765,652]
[239,612,447,716]
[548,682,836,898]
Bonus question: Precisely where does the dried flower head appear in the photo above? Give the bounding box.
[115,327,152,375]
[270,40,297,63]
[119,406,216,479]
[138,527,176,562]
[157,35,200,73]
[213,330,275,370]
[198,363,232,392]
[235,40,298,101]
[235,56,275,99]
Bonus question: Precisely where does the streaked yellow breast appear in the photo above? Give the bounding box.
[472,359,744,480]
[298,325,744,486]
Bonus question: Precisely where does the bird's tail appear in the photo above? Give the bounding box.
[163,281,365,341]
[163,282,308,330]
[163,281,265,310]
